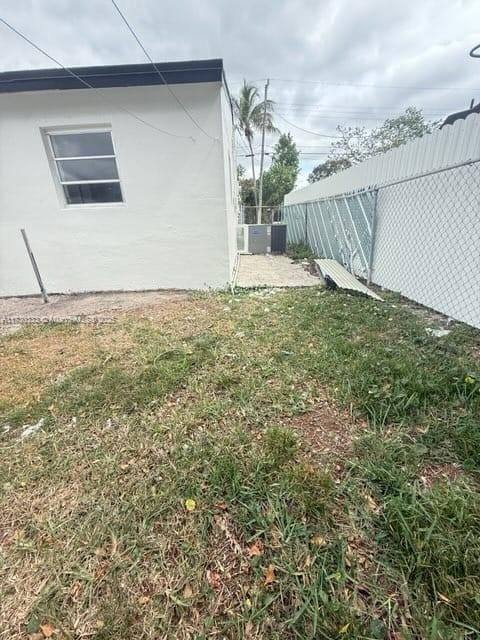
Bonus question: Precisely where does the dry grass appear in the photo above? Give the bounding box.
[0,326,136,409]
[1,289,479,639]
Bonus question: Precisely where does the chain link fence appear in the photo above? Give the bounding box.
[282,159,480,329]
[283,191,376,279]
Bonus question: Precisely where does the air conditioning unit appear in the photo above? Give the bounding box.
[237,224,287,255]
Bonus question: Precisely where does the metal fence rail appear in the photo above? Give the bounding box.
[282,159,480,329]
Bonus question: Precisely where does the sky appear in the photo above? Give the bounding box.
[1,0,479,186]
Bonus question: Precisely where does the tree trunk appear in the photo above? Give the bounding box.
[247,137,258,221]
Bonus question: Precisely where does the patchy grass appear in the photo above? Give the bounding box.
[0,289,479,639]
[286,242,316,261]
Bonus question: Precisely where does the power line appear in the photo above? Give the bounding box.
[229,77,480,91]
[275,102,455,111]
[0,15,193,141]
[275,112,442,122]
[275,113,342,138]
[269,78,480,91]
[276,107,446,116]
[110,0,217,141]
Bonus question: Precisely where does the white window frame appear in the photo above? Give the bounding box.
[46,127,124,207]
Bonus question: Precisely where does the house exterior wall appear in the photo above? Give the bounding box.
[0,82,236,296]
[220,83,239,279]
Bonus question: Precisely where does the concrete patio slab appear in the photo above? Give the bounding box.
[235,255,320,288]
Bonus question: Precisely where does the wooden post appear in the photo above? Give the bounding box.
[20,228,49,303]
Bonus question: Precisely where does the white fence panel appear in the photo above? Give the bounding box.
[285,113,480,204]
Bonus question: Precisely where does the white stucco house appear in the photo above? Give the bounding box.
[0,59,238,296]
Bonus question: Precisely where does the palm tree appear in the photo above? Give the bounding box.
[233,81,277,220]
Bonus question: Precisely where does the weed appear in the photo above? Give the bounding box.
[286,242,315,261]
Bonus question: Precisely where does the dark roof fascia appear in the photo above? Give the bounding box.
[0,58,224,94]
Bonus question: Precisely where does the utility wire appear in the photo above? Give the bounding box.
[229,77,480,91]
[0,16,193,141]
[276,112,439,122]
[275,113,342,138]
[110,0,217,141]
[269,78,480,91]
[275,102,453,111]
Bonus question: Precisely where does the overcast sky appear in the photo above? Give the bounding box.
[1,0,479,185]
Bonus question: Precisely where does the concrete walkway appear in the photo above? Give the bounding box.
[235,254,320,288]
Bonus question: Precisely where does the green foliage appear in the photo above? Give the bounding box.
[271,132,300,173]
[309,107,440,183]
[262,133,300,206]
[332,106,439,164]
[286,241,315,260]
[381,484,480,628]
[264,426,298,469]
[238,170,256,206]
[308,157,352,183]
[261,163,296,207]
[233,81,277,145]
[233,81,278,207]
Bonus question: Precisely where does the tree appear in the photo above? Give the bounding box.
[233,81,277,210]
[331,107,438,164]
[308,107,439,182]
[262,164,297,208]
[271,132,299,172]
[237,164,256,207]
[308,158,351,183]
[262,133,300,207]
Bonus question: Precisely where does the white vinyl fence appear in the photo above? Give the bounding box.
[283,115,480,329]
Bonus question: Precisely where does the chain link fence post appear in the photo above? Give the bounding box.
[304,202,308,245]
[367,189,379,285]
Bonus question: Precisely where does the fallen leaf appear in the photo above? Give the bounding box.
[185,498,196,512]
[137,595,151,605]
[183,583,193,598]
[366,495,380,513]
[40,623,56,638]
[339,623,350,634]
[206,569,222,589]
[216,500,228,510]
[248,540,263,557]
[311,535,326,546]
[264,564,275,586]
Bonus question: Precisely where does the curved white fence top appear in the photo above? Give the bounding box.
[284,112,480,205]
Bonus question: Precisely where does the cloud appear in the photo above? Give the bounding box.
[1,0,479,184]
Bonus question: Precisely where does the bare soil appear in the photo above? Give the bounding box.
[0,290,188,321]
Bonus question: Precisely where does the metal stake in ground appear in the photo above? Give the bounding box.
[20,228,49,303]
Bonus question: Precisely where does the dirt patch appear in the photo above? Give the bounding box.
[283,397,367,471]
[0,290,189,323]
[419,462,463,488]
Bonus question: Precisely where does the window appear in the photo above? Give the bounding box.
[48,130,123,205]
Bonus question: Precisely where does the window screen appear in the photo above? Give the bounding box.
[48,131,123,205]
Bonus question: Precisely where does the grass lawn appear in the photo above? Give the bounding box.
[1,289,479,640]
